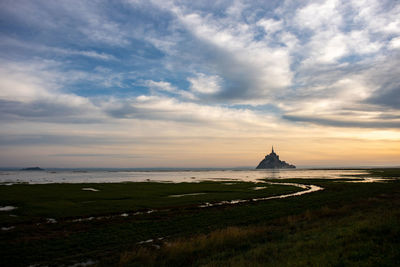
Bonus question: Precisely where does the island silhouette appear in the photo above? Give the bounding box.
[256,147,296,169]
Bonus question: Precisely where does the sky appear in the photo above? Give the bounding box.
[0,0,399,168]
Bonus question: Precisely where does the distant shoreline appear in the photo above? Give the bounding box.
[1,166,399,171]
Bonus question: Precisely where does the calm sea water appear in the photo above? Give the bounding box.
[0,169,370,184]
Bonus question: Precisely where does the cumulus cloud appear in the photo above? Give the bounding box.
[281,48,400,129]
[388,37,400,50]
[257,18,283,34]
[165,3,293,103]
[295,0,343,30]
[351,0,400,35]
[188,73,222,94]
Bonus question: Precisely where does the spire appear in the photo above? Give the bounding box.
[272,146,274,154]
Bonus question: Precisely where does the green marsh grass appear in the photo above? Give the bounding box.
[0,181,299,225]
[119,188,400,266]
[0,169,399,266]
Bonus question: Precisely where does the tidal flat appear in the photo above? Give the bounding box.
[0,169,399,266]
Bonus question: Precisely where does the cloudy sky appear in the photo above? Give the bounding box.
[0,0,399,168]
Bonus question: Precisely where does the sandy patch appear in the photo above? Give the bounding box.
[82,188,99,192]
[252,186,267,190]
[1,226,15,231]
[168,193,206,198]
[0,206,17,211]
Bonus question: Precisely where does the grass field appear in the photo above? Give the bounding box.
[0,169,399,266]
[0,181,300,225]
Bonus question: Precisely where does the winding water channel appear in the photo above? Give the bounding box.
[1,169,392,230]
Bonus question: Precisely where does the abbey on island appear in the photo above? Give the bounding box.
[256,147,296,169]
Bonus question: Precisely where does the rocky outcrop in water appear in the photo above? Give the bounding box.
[256,147,296,169]
[21,167,44,171]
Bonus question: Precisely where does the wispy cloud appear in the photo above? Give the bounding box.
[0,37,116,61]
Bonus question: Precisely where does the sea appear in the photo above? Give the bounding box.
[0,168,372,184]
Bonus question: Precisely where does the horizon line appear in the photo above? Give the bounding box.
[1,165,399,170]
